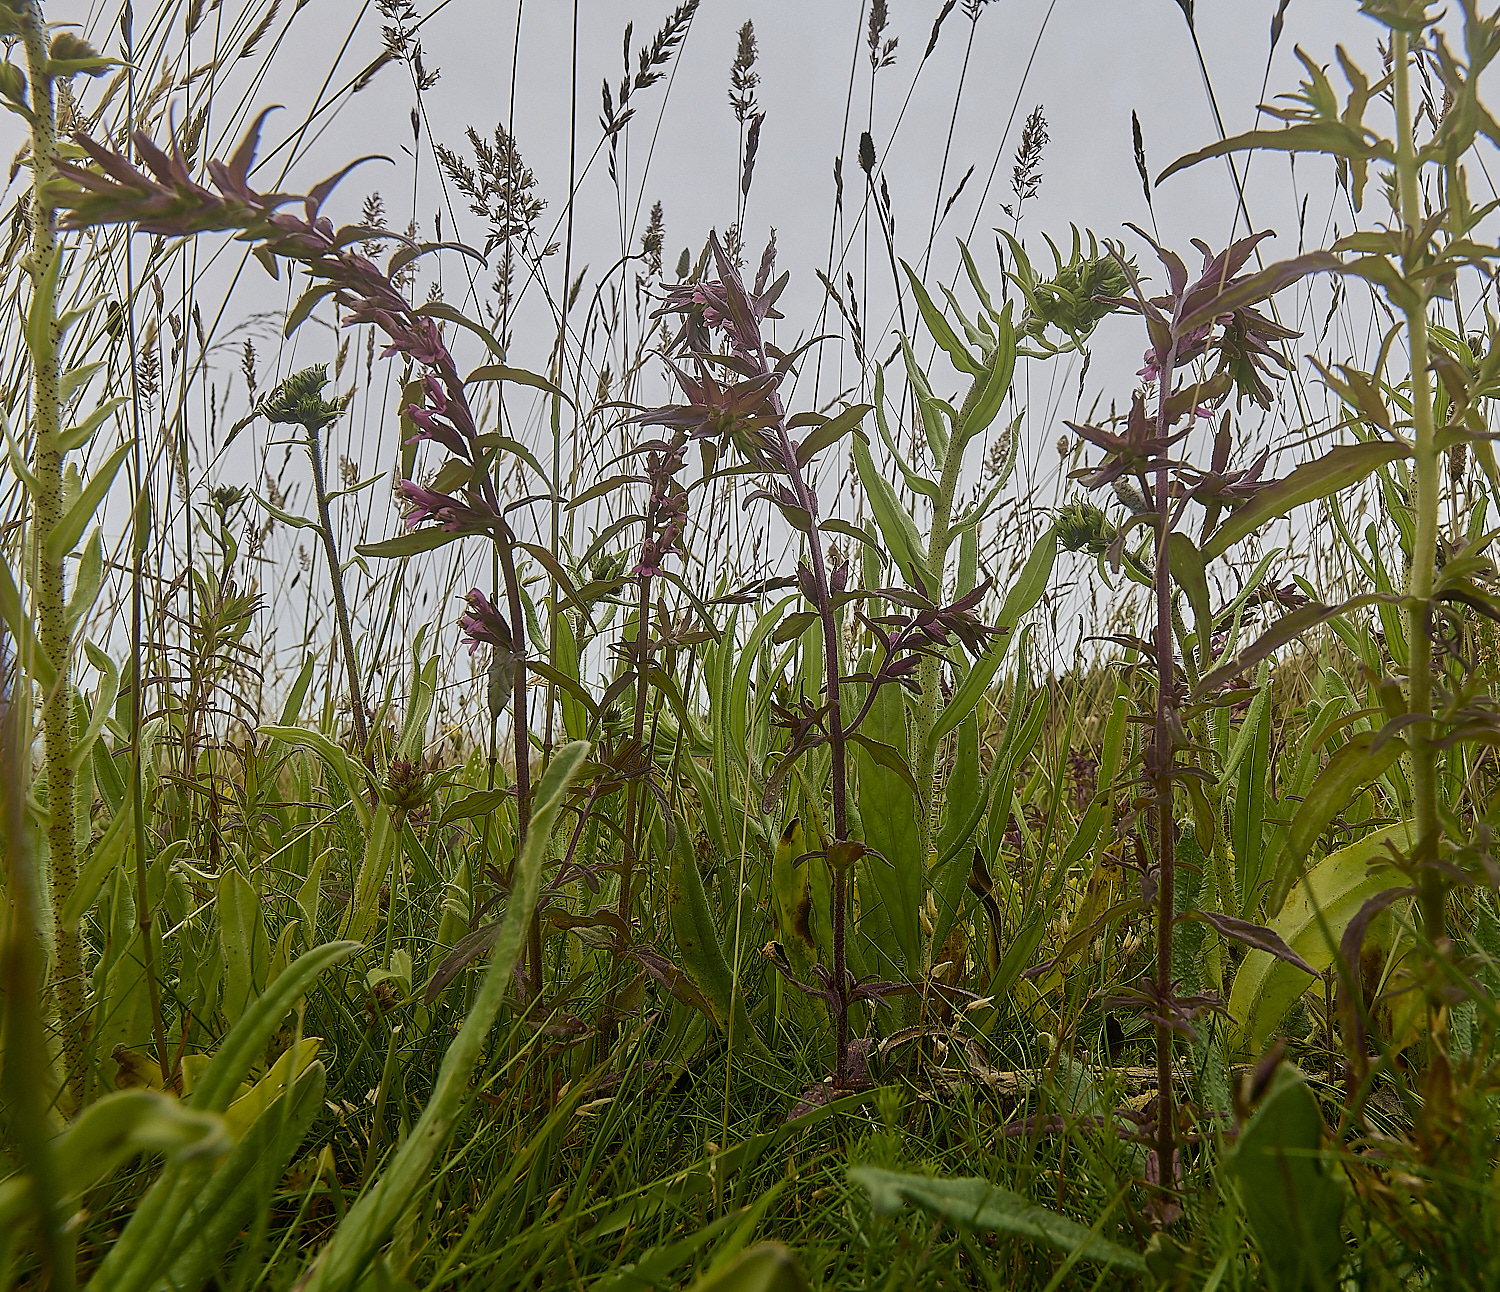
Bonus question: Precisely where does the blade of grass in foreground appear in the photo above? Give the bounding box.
[297,740,589,1292]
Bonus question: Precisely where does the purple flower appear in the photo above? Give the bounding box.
[395,480,500,534]
[458,589,513,656]
[653,231,787,364]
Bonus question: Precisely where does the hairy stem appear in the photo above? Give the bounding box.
[911,372,990,944]
[1152,333,1183,1206]
[762,355,851,1078]
[21,0,86,1105]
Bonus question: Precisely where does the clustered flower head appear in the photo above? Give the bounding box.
[458,588,514,656]
[654,231,787,363]
[395,481,501,534]
[1098,227,1301,409]
[628,440,691,580]
[633,233,795,475]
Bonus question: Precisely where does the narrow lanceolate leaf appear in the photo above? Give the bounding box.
[1202,442,1408,561]
[1263,730,1404,913]
[794,402,871,467]
[851,1168,1144,1272]
[901,261,984,375]
[954,306,1017,447]
[930,527,1055,749]
[1174,251,1343,334]
[465,362,574,405]
[1179,909,1315,975]
[44,437,134,564]
[356,526,468,559]
[1157,122,1393,188]
[1194,592,1398,699]
[258,726,373,834]
[853,434,931,589]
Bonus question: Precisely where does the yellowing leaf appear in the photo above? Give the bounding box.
[223,1039,323,1142]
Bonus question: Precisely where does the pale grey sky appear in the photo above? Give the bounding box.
[3,2,1423,693]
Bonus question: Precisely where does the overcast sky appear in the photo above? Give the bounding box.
[3,1,1412,684]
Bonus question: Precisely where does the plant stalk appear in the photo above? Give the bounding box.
[1393,27,1445,947]
[912,374,990,926]
[1151,327,1184,1206]
[306,422,372,768]
[21,0,86,1105]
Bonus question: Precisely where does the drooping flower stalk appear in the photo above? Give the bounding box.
[51,107,543,988]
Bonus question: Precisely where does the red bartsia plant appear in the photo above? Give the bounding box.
[1067,226,1332,1209]
[51,108,547,978]
[635,232,998,1086]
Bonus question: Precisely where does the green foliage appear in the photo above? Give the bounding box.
[11,1,1500,1288]
[1227,1067,1346,1290]
[850,1166,1145,1273]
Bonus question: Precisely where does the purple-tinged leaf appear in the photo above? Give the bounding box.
[1180,909,1316,975]
[1334,886,1416,1076]
[1175,250,1344,335]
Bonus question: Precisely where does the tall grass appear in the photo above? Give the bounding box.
[6,1,1500,1289]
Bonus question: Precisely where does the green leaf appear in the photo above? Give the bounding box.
[414,299,505,358]
[44,437,133,565]
[1203,442,1409,561]
[297,744,590,1292]
[356,526,469,559]
[59,395,127,453]
[1157,122,1392,187]
[1194,592,1396,700]
[853,435,931,589]
[901,261,984,375]
[65,526,105,631]
[846,732,921,799]
[794,403,871,467]
[218,869,264,1026]
[61,793,132,925]
[47,31,117,76]
[931,528,1054,749]
[851,1168,1144,1272]
[682,1244,810,1292]
[283,283,340,337]
[1168,531,1211,640]
[854,681,923,980]
[190,940,361,1114]
[668,812,771,1059]
[344,805,397,946]
[51,1090,226,1200]
[465,361,573,405]
[258,726,372,835]
[954,305,1017,448]
[161,1063,326,1292]
[68,640,120,771]
[250,490,319,530]
[1226,1068,1346,1292]
[1228,822,1411,1055]
[1263,730,1404,914]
